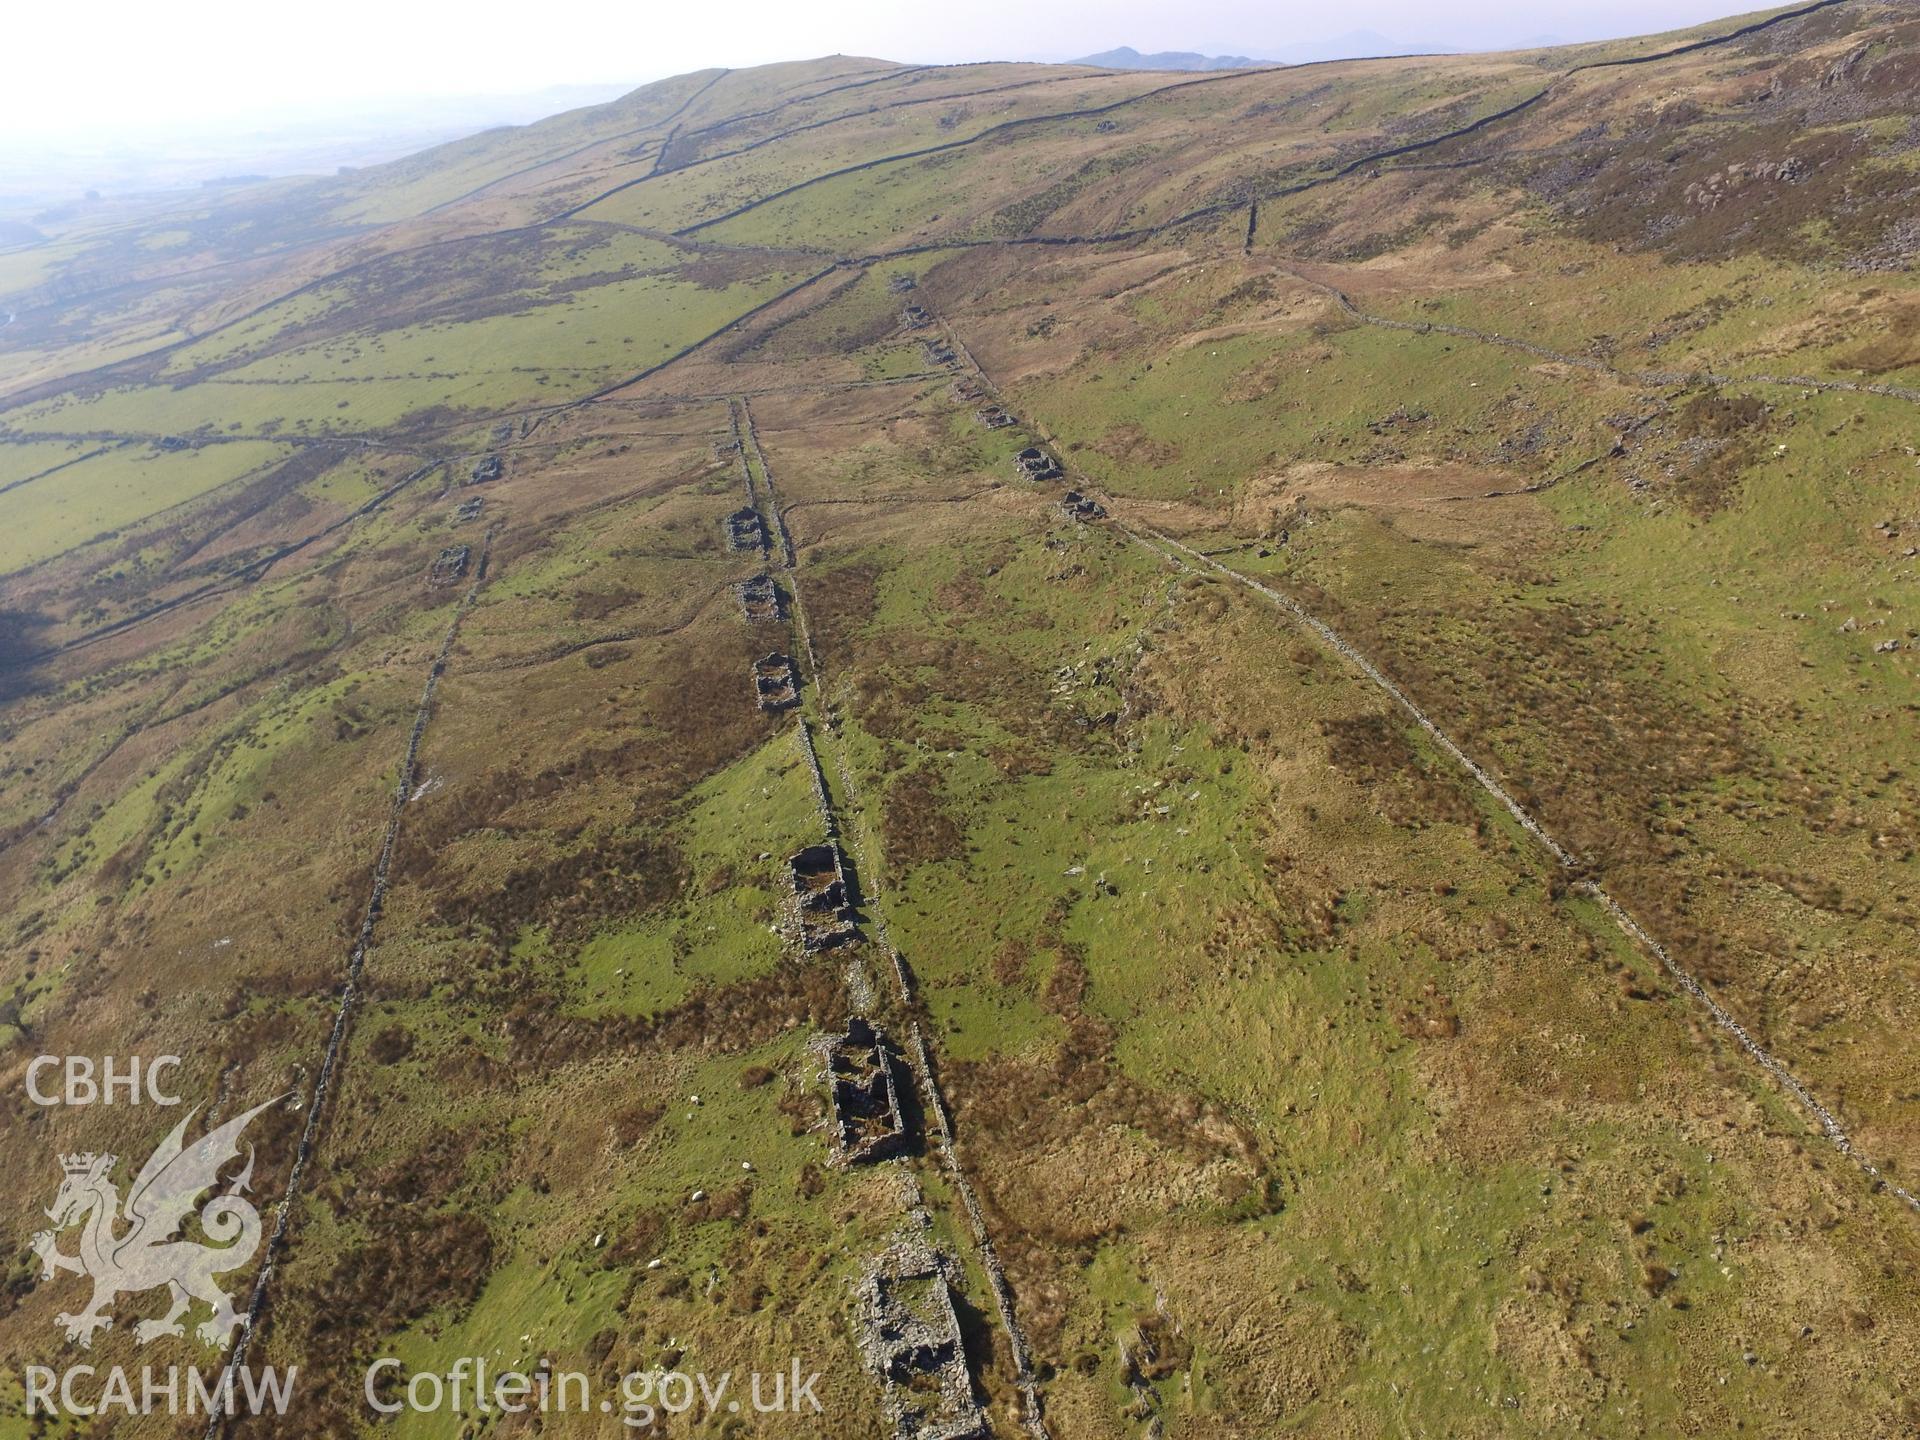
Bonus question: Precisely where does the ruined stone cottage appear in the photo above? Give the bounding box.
[737,572,784,622]
[1060,490,1106,522]
[754,651,800,712]
[1014,446,1063,482]
[788,840,857,950]
[726,506,769,552]
[854,1239,987,1440]
[824,1016,910,1164]
[428,545,472,586]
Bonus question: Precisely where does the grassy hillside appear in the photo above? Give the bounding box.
[1,4,1917,1437]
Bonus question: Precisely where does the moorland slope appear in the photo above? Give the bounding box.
[1,5,1918,1436]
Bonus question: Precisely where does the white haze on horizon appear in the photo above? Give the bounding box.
[3,0,1773,198]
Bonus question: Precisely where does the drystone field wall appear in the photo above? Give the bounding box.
[733,393,1055,1437]
[1122,527,1920,1217]
[926,293,1920,1222]
[206,526,499,1436]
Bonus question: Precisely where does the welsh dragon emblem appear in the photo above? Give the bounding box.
[31,1097,279,1349]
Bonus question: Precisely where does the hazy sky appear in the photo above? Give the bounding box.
[10,0,1760,138]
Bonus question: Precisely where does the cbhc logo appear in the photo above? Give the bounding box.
[26,1056,183,1106]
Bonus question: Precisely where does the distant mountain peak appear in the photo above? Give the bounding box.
[1073,32,1447,72]
[1074,45,1274,72]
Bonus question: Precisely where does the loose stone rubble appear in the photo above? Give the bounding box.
[902,304,931,329]
[452,496,484,523]
[854,1236,987,1440]
[468,454,504,484]
[976,405,1015,429]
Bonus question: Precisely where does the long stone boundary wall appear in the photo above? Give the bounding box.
[1124,525,1920,1218]
[794,717,838,836]
[208,526,499,1436]
[744,395,1055,1435]
[904,1022,1051,1437]
[738,399,823,686]
[1284,264,1920,409]
[936,292,1918,1223]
